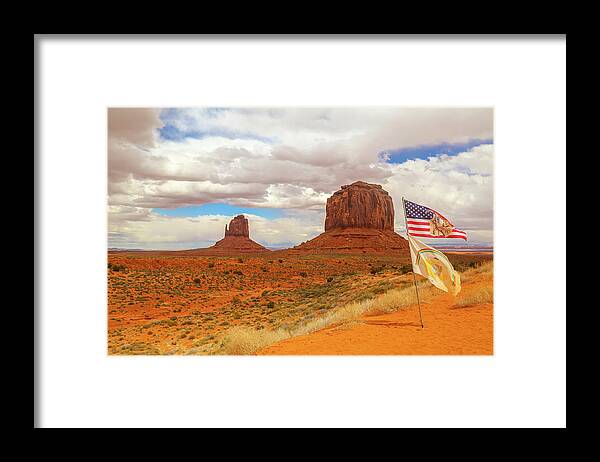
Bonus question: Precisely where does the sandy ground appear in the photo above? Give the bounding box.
[258,272,493,355]
[108,251,492,355]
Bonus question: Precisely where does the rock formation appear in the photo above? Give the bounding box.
[324,181,395,231]
[293,181,409,254]
[224,215,250,237]
[184,214,269,254]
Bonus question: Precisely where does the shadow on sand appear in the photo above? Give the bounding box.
[362,320,422,328]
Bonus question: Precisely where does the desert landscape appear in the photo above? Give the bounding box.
[108,181,493,355]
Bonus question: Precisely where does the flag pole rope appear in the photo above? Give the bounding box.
[403,197,424,329]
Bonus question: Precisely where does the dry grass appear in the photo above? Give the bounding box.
[293,299,374,336]
[220,326,291,355]
[460,260,493,282]
[220,282,433,354]
[365,281,437,315]
[454,285,494,307]
[454,261,493,306]
[220,299,374,354]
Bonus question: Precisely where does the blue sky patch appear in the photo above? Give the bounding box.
[158,108,276,143]
[153,203,285,219]
[382,138,493,163]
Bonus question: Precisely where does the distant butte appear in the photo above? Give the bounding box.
[224,214,250,238]
[293,181,409,254]
[183,214,269,254]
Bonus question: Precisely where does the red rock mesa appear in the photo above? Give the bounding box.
[294,181,409,254]
[324,181,395,231]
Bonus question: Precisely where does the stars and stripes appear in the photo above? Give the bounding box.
[403,199,467,240]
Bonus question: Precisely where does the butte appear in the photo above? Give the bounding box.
[183,214,269,254]
[292,181,409,254]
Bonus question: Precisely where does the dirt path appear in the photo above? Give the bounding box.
[257,276,493,355]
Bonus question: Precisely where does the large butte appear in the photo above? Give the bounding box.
[293,181,409,254]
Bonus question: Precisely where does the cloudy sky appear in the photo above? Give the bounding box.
[108,107,493,250]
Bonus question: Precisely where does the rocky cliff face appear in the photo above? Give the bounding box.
[294,181,408,254]
[324,181,395,231]
[224,215,250,237]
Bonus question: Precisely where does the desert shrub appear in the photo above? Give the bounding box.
[373,281,395,294]
[193,277,201,284]
[261,290,269,296]
[208,262,215,268]
[111,264,127,272]
[267,301,275,309]
[261,267,268,272]
[327,276,334,283]
[370,266,384,275]
[107,262,113,270]
[299,271,307,278]
[469,260,493,274]
[223,270,230,275]
[233,270,243,276]
[238,258,244,263]
[278,259,283,263]
[453,262,469,272]
[356,291,375,302]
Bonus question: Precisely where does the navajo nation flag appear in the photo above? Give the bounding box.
[407,234,461,295]
[403,199,467,240]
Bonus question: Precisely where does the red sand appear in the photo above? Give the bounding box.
[258,272,493,355]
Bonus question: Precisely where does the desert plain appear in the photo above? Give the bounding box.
[108,249,492,355]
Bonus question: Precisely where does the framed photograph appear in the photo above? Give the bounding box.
[35,35,566,428]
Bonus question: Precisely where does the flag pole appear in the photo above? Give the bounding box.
[402,197,424,329]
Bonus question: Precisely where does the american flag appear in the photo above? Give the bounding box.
[403,199,467,240]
